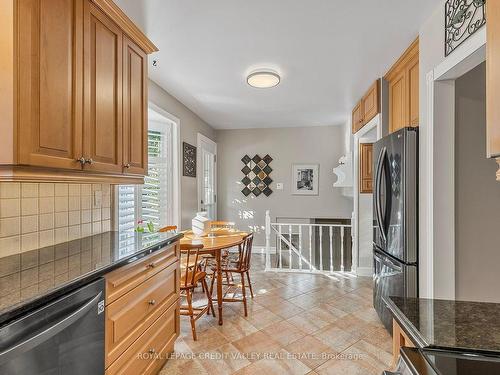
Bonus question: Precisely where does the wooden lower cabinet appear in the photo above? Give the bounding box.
[392,319,415,367]
[105,243,180,374]
[106,302,179,375]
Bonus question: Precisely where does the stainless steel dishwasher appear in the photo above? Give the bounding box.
[0,278,105,375]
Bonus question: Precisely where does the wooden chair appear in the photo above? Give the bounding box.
[159,225,178,232]
[209,234,255,317]
[180,243,215,341]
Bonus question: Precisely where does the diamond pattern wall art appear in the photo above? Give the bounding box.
[241,154,273,197]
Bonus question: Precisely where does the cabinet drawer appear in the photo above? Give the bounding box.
[105,243,179,304]
[106,301,179,375]
[106,260,179,367]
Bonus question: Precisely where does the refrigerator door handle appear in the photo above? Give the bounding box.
[374,251,402,273]
[375,147,387,243]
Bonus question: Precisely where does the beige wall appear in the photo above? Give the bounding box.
[216,126,353,246]
[455,63,500,302]
[148,80,217,229]
[0,182,111,258]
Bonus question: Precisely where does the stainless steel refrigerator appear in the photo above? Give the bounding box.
[373,127,418,334]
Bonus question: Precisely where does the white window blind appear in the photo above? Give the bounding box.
[117,117,173,242]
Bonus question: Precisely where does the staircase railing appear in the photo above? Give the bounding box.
[265,210,354,275]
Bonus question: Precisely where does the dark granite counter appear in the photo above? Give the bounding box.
[0,231,182,326]
[385,296,500,355]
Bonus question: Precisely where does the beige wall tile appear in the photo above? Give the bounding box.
[102,207,111,220]
[0,217,21,238]
[102,193,111,208]
[1,199,21,218]
[21,215,38,234]
[68,196,80,211]
[55,212,68,228]
[0,236,21,257]
[81,184,92,196]
[55,183,68,197]
[102,220,111,232]
[39,197,55,214]
[81,223,92,237]
[92,221,101,234]
[21,183,39,198]
[21,198,39,216]
[39,213,55,231]
[0,183,21,199]
[92,208,101,222]
[81,196,91,210]
[68,211,80,226]
[55,227,68,244]
[39,230,54,248]
[21,233,39,252]
[68,184,81,196]
[81,209,91,224]
[68,225,81,240]
[54,197,68,213]
[39,183,55,197]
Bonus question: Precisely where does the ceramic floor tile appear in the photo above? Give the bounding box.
[261,320,308,346]
[285,335,338,370]
[233,349,311,375]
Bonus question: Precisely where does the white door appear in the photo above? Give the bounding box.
[197,134,217,220]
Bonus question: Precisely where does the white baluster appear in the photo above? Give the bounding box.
[309,225,313,272]
[329,226,333,273]
[340,226,345,272]
[289,225,293,270]
[278,224,282,270]
[319,225,323,272]
[298,225,303,270]
[265,210,271,270]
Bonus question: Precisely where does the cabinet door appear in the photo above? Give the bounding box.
[17,0,83,169]
[83,1,123,173]
[407,56,419,127]
[389,70,406,133]
[123,36,148,175]
[362,80,380,125]
[360,143,373,193]
[352,101,364,134]
[487,0,500,166]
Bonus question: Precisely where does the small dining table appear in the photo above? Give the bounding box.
[180,228,249,325]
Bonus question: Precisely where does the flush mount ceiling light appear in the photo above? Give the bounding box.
[247,70,280,88]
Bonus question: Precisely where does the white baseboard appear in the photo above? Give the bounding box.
[252,246,276,254]
[356,267,373,277]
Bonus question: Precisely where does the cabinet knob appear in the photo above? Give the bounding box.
[148,299,156,306]
[146,263,155,269]
[85,158,94,165]
[76,157,85,165]
[148,348,156,355]
[124,163,131,169]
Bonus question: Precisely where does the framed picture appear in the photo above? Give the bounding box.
[292,164,319,195]
[183,142,197,177]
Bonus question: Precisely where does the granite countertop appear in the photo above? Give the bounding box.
[0,231,183,326]
[385,296,500,355]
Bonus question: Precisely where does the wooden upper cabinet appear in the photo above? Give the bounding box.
[385,38,419,133]
[362,80,380,125]
[0,0,157,182]
[486,0,500,180]
[352,80,380,134]
[352,101,364,134]
[123,36,148,175]
[16,0,83,170]
[360,143,373,193]
[83,1,123,174]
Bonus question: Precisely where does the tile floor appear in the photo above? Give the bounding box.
[160,254,392,375]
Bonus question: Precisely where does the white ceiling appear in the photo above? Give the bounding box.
[116,0,437,129]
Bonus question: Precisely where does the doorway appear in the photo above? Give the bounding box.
[197,133,217,220]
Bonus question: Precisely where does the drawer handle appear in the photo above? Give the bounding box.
[146,263,155,269]
[148,299,156,306]
[148,348,156,355]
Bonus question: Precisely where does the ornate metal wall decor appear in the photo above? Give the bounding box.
[445,0,486,56]
[241,154,273,197]
[182,142,196,177]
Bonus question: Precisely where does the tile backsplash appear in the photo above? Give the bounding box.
[0,183,111,257]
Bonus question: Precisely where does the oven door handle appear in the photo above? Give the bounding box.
[0,291,102,365]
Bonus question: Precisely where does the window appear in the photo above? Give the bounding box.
[117,109,175,244]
